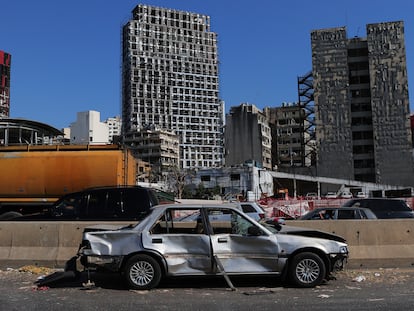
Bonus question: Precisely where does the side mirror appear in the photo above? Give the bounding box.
[247,226,262,236]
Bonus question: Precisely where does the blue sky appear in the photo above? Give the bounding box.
[1,0,414,129]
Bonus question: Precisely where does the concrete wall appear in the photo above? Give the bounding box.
[289,219,414,268]
[1,220,414,269]
[0,222,128,268]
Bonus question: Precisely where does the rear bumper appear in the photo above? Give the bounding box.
[80,253,124,272]
[78,241,123,272]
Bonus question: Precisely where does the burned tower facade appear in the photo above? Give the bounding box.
[312,21,414,186]
[121,4,224,169]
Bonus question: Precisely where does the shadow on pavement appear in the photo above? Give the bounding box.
[37,269,284,291]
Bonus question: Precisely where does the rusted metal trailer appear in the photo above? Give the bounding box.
[0,144,137,218]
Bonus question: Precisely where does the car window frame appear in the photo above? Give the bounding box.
[206,207,266,236]
[149,208,205,235]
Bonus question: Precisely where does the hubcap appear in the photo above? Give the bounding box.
[296,258,320,284]
[130,261,154,286]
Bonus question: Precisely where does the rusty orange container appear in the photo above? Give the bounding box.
[0,145,137,202]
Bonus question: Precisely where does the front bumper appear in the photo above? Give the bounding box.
[329,253,348,272]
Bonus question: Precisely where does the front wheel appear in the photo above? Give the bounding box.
[124,254,161,290]
[289,252,326,287]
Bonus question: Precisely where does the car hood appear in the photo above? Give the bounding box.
[277,225,346,243]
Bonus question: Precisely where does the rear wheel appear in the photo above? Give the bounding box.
[124,254,161,290]
[289,252,326,287]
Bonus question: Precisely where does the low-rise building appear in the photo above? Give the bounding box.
[184,165,274,201]
[70,111,109,145]
[105,116,122,144]
[124,127,180,179]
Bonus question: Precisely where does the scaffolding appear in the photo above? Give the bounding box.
[297,71,315,167]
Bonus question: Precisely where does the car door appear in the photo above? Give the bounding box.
[118,188,151,220]
[207,207,280,273]
[337,209,357,219]
[142,207,213,275]
[83,189,114,220]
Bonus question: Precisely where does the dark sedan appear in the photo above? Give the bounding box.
[298,207,377,220]
[342,198,414,219]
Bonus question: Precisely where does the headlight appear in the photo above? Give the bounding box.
[339,246,348,254]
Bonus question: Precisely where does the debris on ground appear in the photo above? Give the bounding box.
[338,268,414,284]
[32,286,49,291]
[242,288,276,295]
[352,275,366,282]
[18,265,56,275]
[34,256,81,287]
[81,279,97,290]
[318,294,331,298]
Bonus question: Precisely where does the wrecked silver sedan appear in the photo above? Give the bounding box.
[79,204,348,289]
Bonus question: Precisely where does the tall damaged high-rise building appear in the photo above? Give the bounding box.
[311,21,414,186]
[121,4,224,169]
[0,50,11,118]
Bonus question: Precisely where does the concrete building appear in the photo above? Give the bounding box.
[265,103,313,170]
[0,51,11,118]
[104,116,122,143]
[0,118,63,146]
[121,4,224,169]
[124,127,180,177]
[70,111,109,145]
[311,21,414,187]
[185,166,274,201]
[225,103,272,170]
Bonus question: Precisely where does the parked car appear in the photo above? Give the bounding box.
[298,207,377,220]
[342,198,414,219]
[305,192,318,200]
[356,192,368,198]
[178,202,266,222]
[324,192,338,199]
[339,191,353,199]
[231,201,266,221]
[7,186,159,221]
[79,203,348,289]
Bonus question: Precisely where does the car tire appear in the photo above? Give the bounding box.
[124,254,161,290]
[289,252,326,287]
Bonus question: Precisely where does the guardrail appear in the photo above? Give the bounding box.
[1,220,413,269]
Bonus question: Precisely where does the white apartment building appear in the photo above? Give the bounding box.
[70,110,109,145]
[105,116,122,143]
[121,4,224,169]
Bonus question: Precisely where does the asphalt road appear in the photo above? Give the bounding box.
[1,267,414,311]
